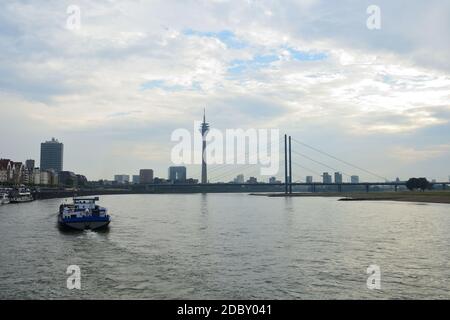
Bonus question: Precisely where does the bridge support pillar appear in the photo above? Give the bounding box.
[288,136,292,194]
[443,183,447,190]
[365,184,369,193]
[338,184,342,192]
[284,134,288,194]
[395,185,398,192]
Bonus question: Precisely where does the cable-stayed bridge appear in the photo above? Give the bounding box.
[151,134,449,194]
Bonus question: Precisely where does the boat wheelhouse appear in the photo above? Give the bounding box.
[9,188,33,203]
[58,197,111,230]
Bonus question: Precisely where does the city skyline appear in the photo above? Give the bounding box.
[1,129,448,184]
[0,1,449,181]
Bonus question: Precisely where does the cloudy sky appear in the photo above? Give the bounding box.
[1,0,449,182]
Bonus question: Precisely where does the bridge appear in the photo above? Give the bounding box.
[130,181,448,194]
[166,133,448,194]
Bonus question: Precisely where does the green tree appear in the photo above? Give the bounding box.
[406,177,432,191]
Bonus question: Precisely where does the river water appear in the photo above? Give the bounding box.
[0,193,449,299]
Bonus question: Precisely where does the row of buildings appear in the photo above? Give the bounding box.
[232,173,358,184]
[109,169,362,186]
[1,138,87,187]
[112,166,197,185]
[317,172,359,184]
[0,158,60,186]
[0,159,36,185]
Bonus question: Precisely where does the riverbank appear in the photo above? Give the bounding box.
[24,189,450,204]
[251,191,450,204]
[31,185,285,200]
[33,189,134,200]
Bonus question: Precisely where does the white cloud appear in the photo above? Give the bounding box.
[390,144,450,162]
[0,0,449,181]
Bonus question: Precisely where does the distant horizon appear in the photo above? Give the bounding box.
[1,135,448,183]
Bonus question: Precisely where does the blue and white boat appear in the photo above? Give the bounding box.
[58,197,111,230]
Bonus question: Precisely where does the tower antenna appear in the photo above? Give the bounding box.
[199,108,210,184]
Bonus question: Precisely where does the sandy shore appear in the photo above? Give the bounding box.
[250,191,450,204]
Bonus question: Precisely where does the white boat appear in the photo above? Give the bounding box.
[9,189,33,203]
[58,197,111,230]
[0,193,10,205]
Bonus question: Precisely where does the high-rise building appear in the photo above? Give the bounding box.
[323,172,332,184]
[199,109,209,184]
[132,175,140,184]
[334,172,343,184]
[114,175,130,184]
[25,159,35,171]
[40,138,63,172]
[306,176,313,183]
[234,174,244,183]
[139,169,154,184]
[168,166,186,183]
[351,175,359,183]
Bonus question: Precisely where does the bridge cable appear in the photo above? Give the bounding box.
[291,150,352,177]
[291,138,387,181]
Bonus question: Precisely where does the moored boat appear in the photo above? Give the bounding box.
[0,193,10,205]
[9,188,33,203]
[58,197,111,230]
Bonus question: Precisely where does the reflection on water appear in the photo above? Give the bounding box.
[0,194,449,299]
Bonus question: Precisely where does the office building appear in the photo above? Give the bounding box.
[234,174,245,184]
[40,138,64,172]
[168,166,186,183]
[114,175,130,184]
[351,175,360,183]
[334,172,343,184]
[25,159,35,171]
[323,172,332,184]
[139,169,154,184]
[132,175,140,184]
[306,176,313,183]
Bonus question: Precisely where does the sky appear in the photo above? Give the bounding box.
[0,0,449,182]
